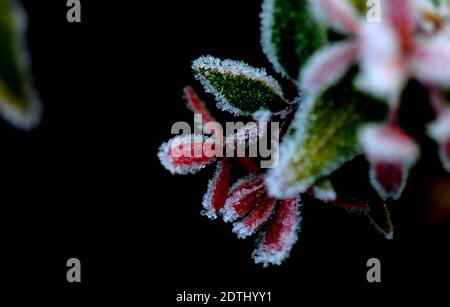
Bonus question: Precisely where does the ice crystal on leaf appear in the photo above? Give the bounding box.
[192,56,289,116]
[158,0,450,266]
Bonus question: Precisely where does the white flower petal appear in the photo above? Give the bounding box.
[412,35,450,87]
[356,22,406,101]
[300,40,357,94]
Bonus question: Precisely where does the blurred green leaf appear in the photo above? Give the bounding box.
[0,0,41,129]
[260,0,326,80]
[268,70,385,197]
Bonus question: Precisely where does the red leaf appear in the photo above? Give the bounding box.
[221,176,265,222]
[253,197,301,267]
[184,86,216,125]
[158,135,218,175]
[232,190,276,239]
[201,159,231,219]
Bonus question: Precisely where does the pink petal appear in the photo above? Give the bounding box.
[359,124,420,164]
[360,124,419,199]
[221,176,266,222]
[300,41,357,94]
[385,0,415,53]
[308,0,360,35]
[356,22,406,101]
[370,161,409,200]
[253,197,301,267]
[201,159,231,219]
[412,36,450,87]
[158,135,218,175]
[232,192,277,239]
[184,86,216,124]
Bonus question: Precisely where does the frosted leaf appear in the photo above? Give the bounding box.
[412,35,450,88]
[192,56,288,116]
[221,176,266,223]
[267,74,372,198]
[232,192,276,239]
[158,134,218,175]
[224,122,260,149]
[312,178,337,202]
[427,110,450,172]
[260,0,326,80]
[300,40,357,95]
[367,200,394,240]
[253,197,302,267]
[201,159,231,220]
[0,0,42,129]
[308,0,360,35]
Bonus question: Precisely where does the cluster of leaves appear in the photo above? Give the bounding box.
[159,0,450,266]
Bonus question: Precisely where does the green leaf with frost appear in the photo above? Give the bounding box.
[260,0,326,81]
[192,56,289,116]
[0,0,41,129]
[267,71,384,198]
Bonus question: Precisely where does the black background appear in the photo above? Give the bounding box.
[2,0,449,303]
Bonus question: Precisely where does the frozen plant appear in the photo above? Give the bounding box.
[158,0,450,266]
